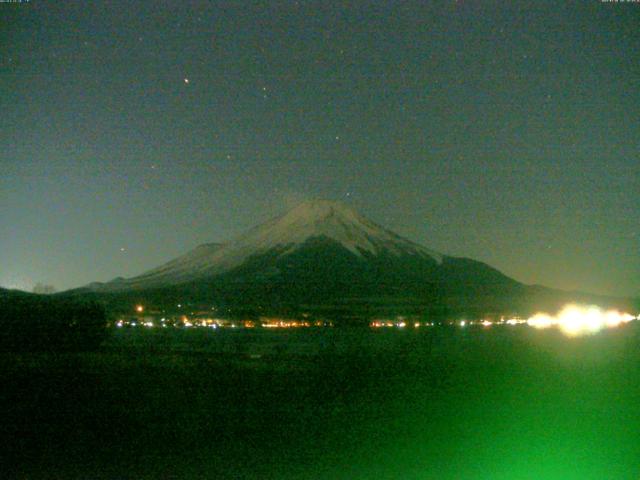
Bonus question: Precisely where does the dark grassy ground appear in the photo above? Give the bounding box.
[2,325,640,479]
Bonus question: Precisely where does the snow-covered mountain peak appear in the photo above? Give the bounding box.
[280,200,364,225]
[92,201,444,290]
[234,199,443,261]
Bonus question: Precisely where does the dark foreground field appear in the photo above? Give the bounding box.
[2,326,640,479]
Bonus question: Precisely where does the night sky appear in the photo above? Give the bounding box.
[1,1,638,297]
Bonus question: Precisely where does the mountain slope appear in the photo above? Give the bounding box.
[89,242,226,291]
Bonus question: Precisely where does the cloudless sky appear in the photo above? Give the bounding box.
[1,0,638,297]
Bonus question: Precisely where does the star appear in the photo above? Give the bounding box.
[184,78,190,84]
[120,247,126,252]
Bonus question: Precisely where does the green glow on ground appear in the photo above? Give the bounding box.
[3,326,640,479]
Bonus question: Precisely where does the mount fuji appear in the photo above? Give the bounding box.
[77,201,527,315]
[94,200,448,290]
[76,200,629,318]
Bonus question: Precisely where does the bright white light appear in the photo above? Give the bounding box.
[527,313,554,330]
[481,320,492,327]
[459,320,466,327]
[526,304,635,337]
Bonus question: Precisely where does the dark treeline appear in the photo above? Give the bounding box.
[0,291,107,351]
